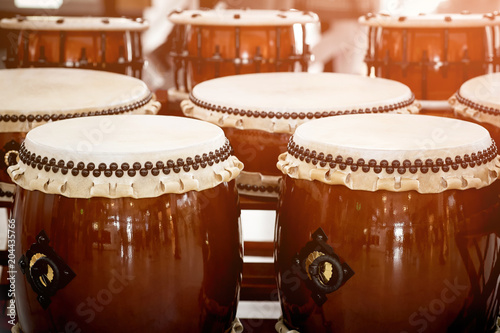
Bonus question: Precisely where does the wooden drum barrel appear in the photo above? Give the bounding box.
[181,72,419,199]
[359,13,499,101]
[9,115,243,332]
[167,9,318,93]
[0,68,159,206]
[0,16,148,78]
[275,114,500,332]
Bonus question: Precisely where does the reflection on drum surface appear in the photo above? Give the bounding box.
[276,178,500,333]
[14,182,242,333]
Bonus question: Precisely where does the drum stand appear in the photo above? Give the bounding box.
[237,196,283,332]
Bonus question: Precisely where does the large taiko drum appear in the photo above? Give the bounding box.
[275,114,500,332]
[168,9,319,93]
[9,115,244,332]
[0,16,148,78]
[449,73,500,148]
[181,72,419,198]
[0,68,159,206]
[359,13,499,101]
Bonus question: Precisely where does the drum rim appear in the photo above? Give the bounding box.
[450,73,500,128]
[168,8,319,26]
[359,12,500,27]
[183,73,420,134]
[0,68,160,133]
[8,115,244,199]
[277,114,500,193]
[0,15,149,31]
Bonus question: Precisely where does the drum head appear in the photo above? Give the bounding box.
[451,73,500,127]
[359,12,498,27]
[278,114,499,193]
[168,9,318,26]
[0,16,148,31]
[184,72,419,133]
[9,115,243,198]
[0,68,159,132]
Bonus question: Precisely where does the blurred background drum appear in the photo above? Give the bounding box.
[359,13,499,101]
[0,16,148,78]
[450,72,500,147]
[9,115,243,332]
[359,12,500,118]
[167,9,319,94]
[0,68,159,206]
[275,114,500,332]
[181,72,419,199]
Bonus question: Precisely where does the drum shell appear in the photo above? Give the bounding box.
[185,25,296,88]
[275,176,500,332]
[14,181,242,333]
[6,29,143,77]
[368,26,488,100]
[223,127,290,176]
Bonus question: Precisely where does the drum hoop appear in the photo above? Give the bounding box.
[17,139,233,179]
[286,136,497,176]
[0,93,153,123]
[189,92,416,120]
[455,91,500,116]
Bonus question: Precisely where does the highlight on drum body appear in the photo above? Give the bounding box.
[0,67,160,206]
[0,15,148,78]
[181,72,420,199]
[7,115,244,332]
[275,114,500,333]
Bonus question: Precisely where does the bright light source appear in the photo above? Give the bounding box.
[15,0,63,9]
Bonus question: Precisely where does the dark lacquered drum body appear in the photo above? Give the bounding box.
[359,13,498,101]
[275,114,500,332]
[450,73,500,148]
[0,16,147,78]
[168,9,318,92]
[9,116,243,332]
[0,68,159,206]
[182,73,419,198]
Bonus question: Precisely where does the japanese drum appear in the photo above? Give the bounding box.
[450,73,500,147]
[0,68,159,205]
[359,13,497,101]
[0,16,148,78]
[275,114,500,332]
[9,115,244,332]
[181,72,419,198]
[168,9,318,92]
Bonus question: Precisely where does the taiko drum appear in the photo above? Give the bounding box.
[0,68,159,206]
[275,114,500,332]
[359,13,500,101]
[182,72,419,198]
[168,9,318,92]
[0,16,148,78]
